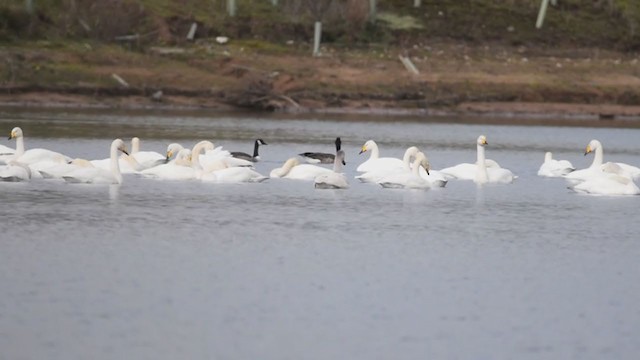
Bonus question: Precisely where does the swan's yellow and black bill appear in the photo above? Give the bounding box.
[584,144,592,156]
[122,148,129,156]
[358,146,367,154]
[166,150,173,161]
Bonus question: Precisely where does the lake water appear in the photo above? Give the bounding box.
[1,108,639,360]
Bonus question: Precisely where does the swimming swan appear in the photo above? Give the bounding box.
[140,148,196,180]
[537,152,575,177]
[440,135,514,184]
[231,139,267,162]
[314,150,349,189]
[130,137,165,170]
[91,150,143,174]
[8,127,71,165]
[39,158,95,179]
[0,144,15,164]
[570,162,640,195]
[191,142,267,183]
[300,137,341,164]
[378,152,431,189]
[565,139,640,185]
[0,161,31,182]
[355,146,419,183]
[474,136,515,184]
[270,158,333,180]
[62,139,128,184]
[174,141,254,169]
[357,140,403,172]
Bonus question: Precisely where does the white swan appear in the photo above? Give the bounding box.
[565,139,640,185]
[39,158,95,179]
[0,161,31,182]
[474,136,515,184]
[270,158,333,180]
[8,127,71,165]
[440,135,514,184]
[191,142,267,183]
[62,139,128,184]
[169,141,254,170]
[140,148,197,180]
[356,140,403,173]
[130,137,165,170]
[356,146,448,188]
[91,151,142,174]
[571,162,640,196]
[538,152,575,177]
[0,144,15,164]
[378,152,430,189]
[314,150,349,189]
[355,146,419,183]
[0,144,14,154]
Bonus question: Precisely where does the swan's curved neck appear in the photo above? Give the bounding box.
[15,135,25,157]
[544,152,552,162]
[280,160,297,176]
[403,147,418,171]
[475,143,488,183]
[411,156,422,176]
[121,154,142,171]
[368,142,380,160]
[110,143,123,184]
[131,138,140,154]
[591,145,604,168]
[333,157,343,173]
[190,144,205,170]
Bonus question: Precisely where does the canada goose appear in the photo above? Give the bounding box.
[231,139,267,162]
[299,137,341,164]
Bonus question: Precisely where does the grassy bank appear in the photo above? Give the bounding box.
[1,1,640,114]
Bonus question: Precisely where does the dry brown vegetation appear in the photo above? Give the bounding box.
[1,1,640,117]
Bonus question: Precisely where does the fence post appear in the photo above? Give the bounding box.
[25,0,34,14]
[369,0,376,22]
[536,0,550,29]
[313,21,322,57]
[227,0,236,17]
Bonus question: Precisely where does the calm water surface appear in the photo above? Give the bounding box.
[1,109,639,360]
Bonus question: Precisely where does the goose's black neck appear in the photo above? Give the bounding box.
[253,140,260,158]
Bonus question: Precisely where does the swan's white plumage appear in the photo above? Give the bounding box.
[0,161,31,182]
[201,167,268,183]
[8,127,71,166]
[130,137,165,170]
[378,152,430,189]
[39,159,94,179]
[538,152,575,177]
[565,139,640,185]
[356,140,403,173]
[441,135,514,184]
[91,154,142,174]
[571,163,640,195]
[62,139,128,184]
[314,150,349,189]
[190,141,267,183]
[440,160,503,180]
[270,158,333,180]
[140,148,196,180]
[355,146,419,183]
